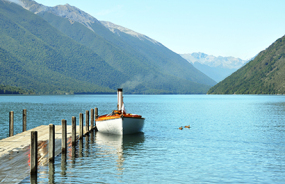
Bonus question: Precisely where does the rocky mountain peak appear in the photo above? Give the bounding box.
[6,0,99,31]
[101,21,162,46]
[191,52,208,59]
[181,52,247,69]
[50,3,99,31]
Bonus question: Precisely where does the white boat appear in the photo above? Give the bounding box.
[96,88,145,135]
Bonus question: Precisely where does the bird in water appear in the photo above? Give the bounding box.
[184,125,190,128]
[179,126,183,130]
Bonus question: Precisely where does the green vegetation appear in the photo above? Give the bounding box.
[0,0,215,94]
[208,35,285,94]
[37,11,215,93]
[0,84,33,94]
[0,1,121,94]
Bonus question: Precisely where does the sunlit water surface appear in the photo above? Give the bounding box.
[0,95,285,183]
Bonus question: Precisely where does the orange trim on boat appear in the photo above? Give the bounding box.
[96,110,143,121]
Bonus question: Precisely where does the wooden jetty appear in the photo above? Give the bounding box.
[0,125,80,158]
[0,108,99,183]
[0,125,83,183]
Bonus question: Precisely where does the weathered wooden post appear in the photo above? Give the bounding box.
[95,108,98,119]
[95,107,98,131]
[9,111,14,137]
[23,109,27,132]
[79,113,83,139]
[49,124,55,162]
[91,108,94,130]
[85,134,89,156]
[48,161,55,183]
[86,110,89,133]
[72,116,76,146]
[30,131,38,175]
[61,120,67,172]
[71,145,76,165]
[30,174,37,184]
[61,119,67,153]
[91,128,94,144]
[61,151,67,176]
[79,139,83,158]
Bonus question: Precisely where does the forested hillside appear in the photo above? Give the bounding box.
[208,35,285,94]
[0,0,126,94]
[32,2,216,93]
[0,84,32,94]
[0,0,216,94]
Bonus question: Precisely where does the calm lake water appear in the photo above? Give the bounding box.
[1,95,285,183]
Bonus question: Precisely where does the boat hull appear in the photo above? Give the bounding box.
[96,117,144,135]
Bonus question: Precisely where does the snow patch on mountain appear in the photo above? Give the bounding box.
[180,52,247,69]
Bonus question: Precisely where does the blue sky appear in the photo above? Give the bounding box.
[35,0,285,60]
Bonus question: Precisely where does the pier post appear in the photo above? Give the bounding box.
[95,108,98,119]
[9,111,14,137]
[95,107,98,131]
[85,134,89,156]
[72,116,76,146]
[79,139,83,158]
[91,108,94,130]
[79,113,83,139]
[86,110,89,134]
[61,119,67,153]
[23,109,27,132]
[30,131,38,175]
[91,128,95,144]
[48,162,55,183]
[49,124,55,162]
[61,152,67,176]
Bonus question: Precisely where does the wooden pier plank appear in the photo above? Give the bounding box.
[0,125,80,158]
[0,125,81,183]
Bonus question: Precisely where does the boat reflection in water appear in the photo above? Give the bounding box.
[95,132,145,173]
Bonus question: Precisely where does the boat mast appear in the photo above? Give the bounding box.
[117,88,123,111]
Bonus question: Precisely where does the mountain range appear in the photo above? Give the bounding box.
[181,53,249,82]
[0,0,216,94]
[208,34,285,94]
